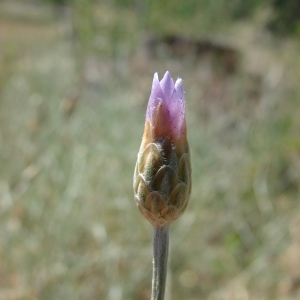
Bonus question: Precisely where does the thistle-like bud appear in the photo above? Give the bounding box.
[134,71,191,227]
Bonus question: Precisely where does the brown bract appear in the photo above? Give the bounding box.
[134,119,191,227]
[142,101,187,151]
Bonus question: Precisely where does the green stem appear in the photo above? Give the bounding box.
[151,226,169,300]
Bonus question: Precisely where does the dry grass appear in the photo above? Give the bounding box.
[0,1,299,299]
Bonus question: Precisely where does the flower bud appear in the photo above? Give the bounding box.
[134,71,191,227]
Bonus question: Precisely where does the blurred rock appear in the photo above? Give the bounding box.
[144,34,240,74]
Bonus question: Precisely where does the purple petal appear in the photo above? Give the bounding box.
[175,78,184,101]
[146,73,165,120]
[167,78,185,136]
[168,92,182,134]
[160,71,174,102]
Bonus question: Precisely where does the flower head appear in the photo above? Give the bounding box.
[134,71,191,227]
[146,71,186,142]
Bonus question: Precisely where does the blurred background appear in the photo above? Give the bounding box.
[0,0,300,299]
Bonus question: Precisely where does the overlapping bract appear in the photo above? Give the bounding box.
[134,72,191,227]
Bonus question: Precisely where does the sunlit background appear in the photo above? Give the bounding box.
[0,0,300,299]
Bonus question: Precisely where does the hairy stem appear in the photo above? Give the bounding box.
[151,226,169,300]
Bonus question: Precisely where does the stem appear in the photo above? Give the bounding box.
[151,226,169,300]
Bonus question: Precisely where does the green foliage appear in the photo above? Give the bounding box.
[268,0,300,34]
[39,0,68,4]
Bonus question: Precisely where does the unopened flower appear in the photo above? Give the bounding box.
[134,71,191,227]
